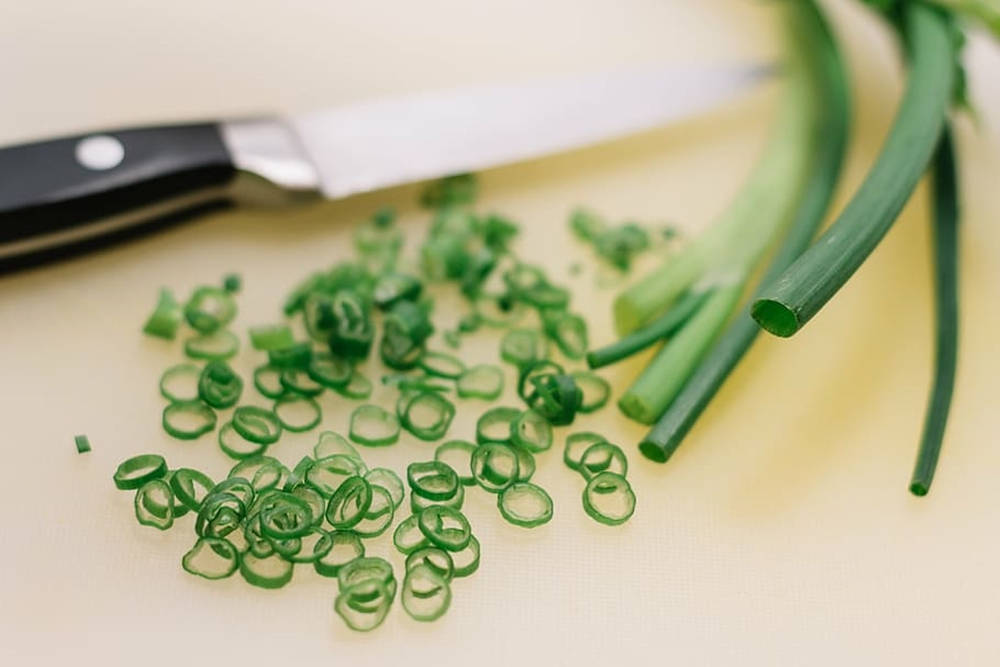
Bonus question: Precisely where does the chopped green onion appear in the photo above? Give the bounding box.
[498,482,553,528]
[198,361,243,409]
[449,535,481,578]
[585,288,710,369]
[509,409,552,453]
[410,483,465,513]
[541,310,588,360]
[267,341,312,369]
[512,445,536,482]
[338,557,397,600]
[401,564,452,622]
[313,531,366,577]
[563,432,607,472]
[279,367,325,397]
[307,352,352,389]
[434,440,477,486]
[240,552,294,589]
[232,406,282,445]
[579,441,628,479]
[571,371,610,414]
[335,579,393,632]
[184,330,240,361]
[417,505,472,552]
[405,546,455,582]
[162,400,217,440]
[522,371,582,426]
[374,272,422,310]
[134,479,175,530]
[184,286,237,334]
[222,273,242,293]
[364,468,405,508]
[328,289,376,360]
[470,443,519,493]
[273,394,322,432]
[143,288,182,340]
[407,461,459,501]
[325,476,373,529]
[169,468,216,512]
[353,485,396,537]
[393,514,430,555]
[910,124,959,497]
[314,431,362,461]
[182,537,239,580]
[475,406,520,445]
[420,173,477,208]
[516,359,564,402]
[248,324,294,351]
[334,369,373,400]
[159,363,202,402]
[229,456,289,492]
[252,364,286,399]
[581,472,636,526]
[258,492,314,539]
[456,364,504,400]
[218,422,268,460]
[500,328,548,369]
[418,350,465,379]
[400,391,455,441]
[349,404,400,447]
[74,434,91,454]
[305,455,366,497]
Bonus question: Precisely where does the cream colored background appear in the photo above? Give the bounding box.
[1,1,999,664]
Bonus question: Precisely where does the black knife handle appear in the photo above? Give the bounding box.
[0,123,237,269]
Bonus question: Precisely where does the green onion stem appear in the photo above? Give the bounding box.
[586,288,712,369]
[617,281,744,424]
[910,124,959,497]
[751,3,956,337]
[612,20,820,336]
[639,0,850,462]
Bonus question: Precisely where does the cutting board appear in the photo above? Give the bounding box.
[1,1,999,664]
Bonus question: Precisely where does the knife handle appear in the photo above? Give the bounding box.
[0,123,241,270]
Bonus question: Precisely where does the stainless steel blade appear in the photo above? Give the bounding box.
[288,63,776,199]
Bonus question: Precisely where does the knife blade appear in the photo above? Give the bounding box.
[0,62,774,270]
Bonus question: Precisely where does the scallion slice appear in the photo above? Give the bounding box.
[232,406,282,445]
[162,400,217,440]
[364,468,405,509]
[393,514,430,555]
[268,341,313,369]
[334,369,373,400]
[541,310,588,360]
[513,446,536,482]
[338,557,397,600]
[434,440,477,486]
[159,363,201,402]
[500,328,548,369]
[307,352,352,389]
[182,537,239,580]
[564,432,607,472]
[407,461,459,501]
[325,476,373,529]
[400,391,455,441]
[510,409,553,453]
[134,479,175,530]
[571,371,610,414]
[417,506,472,552]
[335,579,393,632]
[273,394,322,432]
[184,330,240,361]
[579,441,628,479]
[143,288,182,340]
[218,422,269,460]
[498,482,553,528]
[258,492,314,539]
[349,404,400,447]
[401,564,452,622]
[405,547,455,582]
[228,456,289,492]
[314,431,362,461]
[410,483,465,513]
[168,468,215,512]
[373,272,423,310]
[470,443,519,493]
[248,323,294,351]
[314,531,366,578]
[74,434,91,454]
[240,552,294,589]
[450,535,480,578]
[353,485,396,538]
[184,286,237,333]
[279,367,325,397]
[306,455,366,497]
[198,361,244,408]
[582,472,636,526]
[252,364,286,399]
[475,406,520,445]
[456,364,504,400]
[418,350,465,379]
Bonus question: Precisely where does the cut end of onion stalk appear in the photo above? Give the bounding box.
[637,440,669,464]
[750,298,800,337]
[612,294,644,337]
[616,393,657,426]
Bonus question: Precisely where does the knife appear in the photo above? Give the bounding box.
[0,63,773,270]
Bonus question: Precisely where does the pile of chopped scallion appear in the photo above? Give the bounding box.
[116,172,638,632]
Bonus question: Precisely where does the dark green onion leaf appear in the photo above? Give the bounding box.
[248,324,294,351]
[74,434,91,454]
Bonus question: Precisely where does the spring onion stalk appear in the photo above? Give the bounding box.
[752,3,956,337]
[910,125,959,496]
[611,11,820,337]
[618,282,743,424]
[639,0,850,462]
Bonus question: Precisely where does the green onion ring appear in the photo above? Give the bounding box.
[307,352,353,389]
[349,404,400,447]
[159,363,201,402]
[471,443,519,493]
[252,364,286,399]
[113,454,168,490]
[184,330,240,361]
[313,531,366,577]
[232,405,282,445]
[405,547,455,582]
[248,323,294,351]
[353,485,396,538]
[579,441,628,479]
[571,371,611,414]
[475,406,521,445]
[456,364,504,400]
[162,400,217,440]
[325,476,373,530]
[335,369,373,400]
[407,461,459,501]
[306,454,367,497]
[400,391,455,441]
[240,552,294,589]
[509,409,553,453]
[279,367,325,397]
[418,350,465,379]
[314,431,363,461]
[417,505,471,552]
[433,440,477,486]
[182,537,239,580]
[169,468,215,511]
[184,286,236,333]
[498,482,553,528]
[134,479,174,530]
[197,361,244,408]
[582,472,636,526]
[259,492,314,539]
[401,564,452,622]
[392,514,430,555]
[410,483,464,513]
[564,432,607,472]
[449,535,481,578]
[364,468,405,508]
[217,422,269,460]
[273,394,322,432]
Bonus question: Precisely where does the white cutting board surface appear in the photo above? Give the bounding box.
[1,1,999,664]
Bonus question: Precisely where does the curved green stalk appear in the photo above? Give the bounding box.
[639,0,850,462]
[909,124,959,496]
[752,3,956,337]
